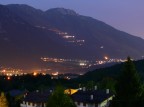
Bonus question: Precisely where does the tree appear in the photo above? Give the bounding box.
[111,57,143,107]
[86,81,95,90]
[100,77,116,93]
[47,85,76,107]
[0,92,8,107]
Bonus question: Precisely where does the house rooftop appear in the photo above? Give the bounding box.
[23,90,51,103]
[71,89,114,104]
[9,89,28,97]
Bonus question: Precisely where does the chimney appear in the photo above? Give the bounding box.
[94,86,97,90]
[24,92,27,98]
[90,95,93,100]
[106,89,109,94]
[83,87,86,91]
[50,90,53,93]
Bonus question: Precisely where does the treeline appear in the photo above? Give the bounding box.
[0,58,144,107]
[77,59,144,82]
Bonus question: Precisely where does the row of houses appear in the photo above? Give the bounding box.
[19,86,114,107]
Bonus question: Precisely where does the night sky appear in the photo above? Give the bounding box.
[1,0,144,39]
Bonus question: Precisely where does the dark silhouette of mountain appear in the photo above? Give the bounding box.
[0,5,81,69]
[0,4,144,70]
[6,4,48,26]
[45,8,144,59]
[78,59,144,82]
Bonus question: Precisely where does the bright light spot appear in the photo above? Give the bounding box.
[33,72,37,76]
[42,73,46,75]
[2,70,6,72]
[100,46,104,49]
[63,36,75,39]
[7,76,11,80]
[52,72,58,76]
[65,89,78,95]
[79,63,86,66]
[98,61,104,64]
[104,56,108,60]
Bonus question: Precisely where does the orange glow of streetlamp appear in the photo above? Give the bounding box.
[104,56,108,60]
[33,72,38,76]
[7,77,11,80]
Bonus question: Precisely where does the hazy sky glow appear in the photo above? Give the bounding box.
[1,0,144,38]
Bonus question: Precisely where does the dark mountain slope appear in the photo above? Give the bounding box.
[45,8,144,59]
[0,4,144,70]
[0,5,81,69]
[78,59,144,82]
[6,4,48,26]
[6,5,144,59]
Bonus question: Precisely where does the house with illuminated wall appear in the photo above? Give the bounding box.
[20,87,114,107]
[20,90,51,107]
[71,87,114,107]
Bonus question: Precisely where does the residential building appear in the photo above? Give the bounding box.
[20,87,114,107]
[20,90,51,107]
[71,87,114,107]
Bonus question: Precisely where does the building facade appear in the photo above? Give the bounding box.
[20,87,114,107]
[71,88,114,107]
[20,90,51,107]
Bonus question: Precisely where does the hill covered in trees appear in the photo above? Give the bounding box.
[78,59,144,82]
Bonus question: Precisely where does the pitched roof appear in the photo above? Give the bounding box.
[71,90,114,104]
[23,90,51,103]
[9,89,28,97]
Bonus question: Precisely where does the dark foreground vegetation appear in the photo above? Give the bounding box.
[0,58,144,107]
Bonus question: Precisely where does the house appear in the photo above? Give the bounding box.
[20,88,77,107]
[20,87,114,107]
[8,89,28,107]
[9,89,28,99]
[71,87,114,107]
[20,90,51,107]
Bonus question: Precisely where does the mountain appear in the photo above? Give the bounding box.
[77,59,144,82]
[45,8,144,58]
[0,5,77,69]
[0,4,144,71]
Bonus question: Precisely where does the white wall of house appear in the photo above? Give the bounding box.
[74,96,113,107]
[74,102,95,107]
[98,96,113,107]
[20,101,46,107]
[87,103,95,107]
